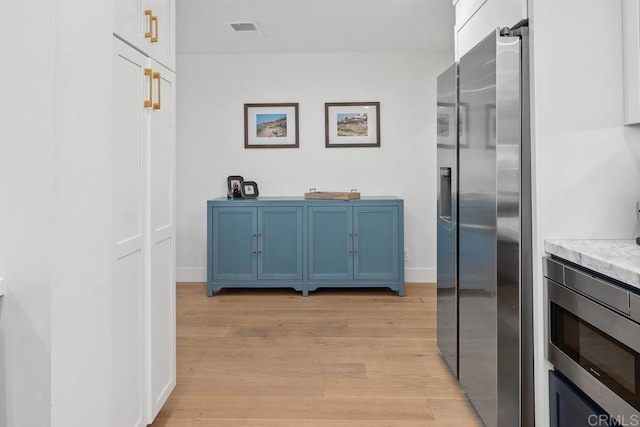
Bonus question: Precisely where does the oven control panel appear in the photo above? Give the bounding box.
[545,257,640,323]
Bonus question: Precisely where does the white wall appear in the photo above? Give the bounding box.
[0,2,54,425]
[0,1,113,426]
[176,51,452,283]
[454,0,528,58]
[530,0,640,423]
[51,0,113,425]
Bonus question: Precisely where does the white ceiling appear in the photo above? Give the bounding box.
[177,0,455,55]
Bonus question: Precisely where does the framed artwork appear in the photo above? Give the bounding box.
[437,103,456,147]
[240,181,259,199]
[244,103,299,148]
[325,102,380,147]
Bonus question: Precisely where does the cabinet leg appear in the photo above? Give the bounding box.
[207,283,214,297]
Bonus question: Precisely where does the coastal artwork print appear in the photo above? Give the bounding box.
[325,102,380,147]
[337,113,368,137]
[256,114,287,138]
[244,103,299,148]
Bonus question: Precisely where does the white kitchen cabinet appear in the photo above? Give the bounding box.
[454,0,527,58]
[3,0,175,424]
[112,41,147,427]
[148,54,176,419]
[114,0,176,71]
[112,37,176,426]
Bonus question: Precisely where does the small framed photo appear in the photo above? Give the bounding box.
[240,181,259,199]
[227,175,244,199]
[437,103,456,147]
[325,102,380,148]
[244,103,299,148]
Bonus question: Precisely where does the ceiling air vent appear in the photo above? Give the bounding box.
[229,22,265,38]
[231,22,257,32]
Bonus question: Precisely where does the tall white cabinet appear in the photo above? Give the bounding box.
[114,0,176,70]
[453,0,528,58]
[112,2,176,425]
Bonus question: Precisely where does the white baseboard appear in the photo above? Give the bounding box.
[404,267,436,283]
[177,267,436,284]
[176,268,206,283]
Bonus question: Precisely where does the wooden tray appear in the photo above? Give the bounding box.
[304,191,361,200]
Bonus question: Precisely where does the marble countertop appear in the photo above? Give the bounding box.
[545,239,640,290]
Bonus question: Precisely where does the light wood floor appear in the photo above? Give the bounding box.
[151,283,482,427]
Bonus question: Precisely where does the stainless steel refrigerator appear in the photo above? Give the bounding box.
[436,26,534,427]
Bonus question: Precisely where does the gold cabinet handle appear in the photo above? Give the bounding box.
[152,71,161,110]
[144,68,153,108]
[151,15,159,43]
[145,10,153,38]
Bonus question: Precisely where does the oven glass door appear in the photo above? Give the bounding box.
[550,301,640,411]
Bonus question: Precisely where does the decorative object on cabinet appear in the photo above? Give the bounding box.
[240,181,259,199]
[304,189,361,200]
[623,0,640,125]
[325,102,380,147]
[207,197,404,297]
[436,103,456,147]
[227,175,244,199]
[244,103,299,148]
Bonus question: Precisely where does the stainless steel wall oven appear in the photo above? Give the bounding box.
[545,257,640,425]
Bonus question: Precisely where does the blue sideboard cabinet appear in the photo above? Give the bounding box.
[208,202,304,295]
[207,197,404,296]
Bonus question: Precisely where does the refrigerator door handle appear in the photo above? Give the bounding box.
[439,167,452,220]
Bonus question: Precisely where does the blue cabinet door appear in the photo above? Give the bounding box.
[258,207,303,280]
[211,207,257,281]
[308,206,352,281]
[549,371,616,427]
[353,206,399,281]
